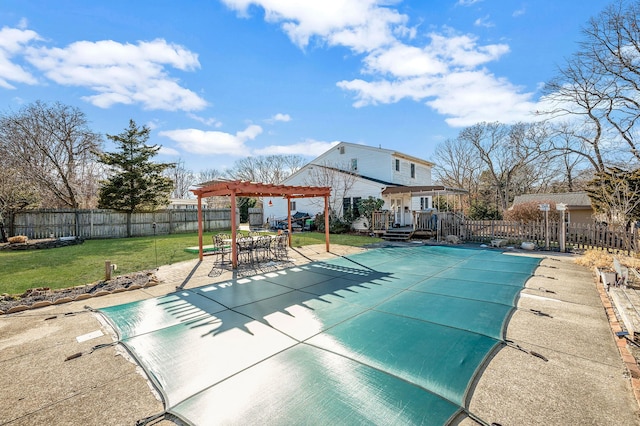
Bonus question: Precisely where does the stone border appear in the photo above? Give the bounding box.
[595,266,640,407]
[0,237,84,251]
[0,281,158,315]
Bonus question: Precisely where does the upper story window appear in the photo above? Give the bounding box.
[339,146,345,154]
[289,201,296,211]
[350,158,358,171]
[395,159,400,171]
[410,163,416,178]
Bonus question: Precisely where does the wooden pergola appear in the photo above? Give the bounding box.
[191,180,332,268]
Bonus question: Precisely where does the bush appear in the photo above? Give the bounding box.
[314,213,352,234]
[467,201,502,220]
[504,200,560,222]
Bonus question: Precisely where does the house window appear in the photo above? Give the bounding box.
[395,159,400,171]
[343,198,351,216]
[419,196,431,210]
[290,201,296,211]
[339,146,345,154]
[350,158,358,171]
[342,197,361,217]
[352,197,361,217]
[410,163,415,178]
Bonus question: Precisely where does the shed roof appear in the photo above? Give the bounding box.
[512,192,592,209]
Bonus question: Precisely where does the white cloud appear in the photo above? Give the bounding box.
[338,29,521,125]
[474,15,495,28]
[338,68,538,127]
[221,0,409,52]
[425,71,538,126]
[159,146,180,156]
[265,112,292,124]
[159,124,263,155]
[363,43,447,77]
[188,113,223,127]
[0,26,40,88]
[25,38,207,111]
[254,139,339,156]
[513,7,526,17]
[222,1,540,129]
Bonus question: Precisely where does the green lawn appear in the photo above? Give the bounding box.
[0,231,381,295]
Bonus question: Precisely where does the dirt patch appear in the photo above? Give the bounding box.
[0,271,159,314]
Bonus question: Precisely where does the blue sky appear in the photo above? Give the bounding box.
[0,0,608,174]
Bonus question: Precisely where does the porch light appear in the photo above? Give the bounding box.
[268,200,273,207]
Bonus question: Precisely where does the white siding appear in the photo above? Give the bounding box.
[392,157,431,186]
[264,141,434,225]
[310,144,395,183]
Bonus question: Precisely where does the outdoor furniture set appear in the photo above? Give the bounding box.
[211,233,289,266]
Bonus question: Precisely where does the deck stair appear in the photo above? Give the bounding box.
[382,227,414,241]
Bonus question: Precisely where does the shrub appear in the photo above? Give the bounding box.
[504,200,560,222]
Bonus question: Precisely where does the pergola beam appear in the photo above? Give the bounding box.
[191,180,332,267]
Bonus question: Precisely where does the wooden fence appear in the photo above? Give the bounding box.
[441,216,640,253]
[8,208,235,239]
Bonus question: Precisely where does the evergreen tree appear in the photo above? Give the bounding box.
[97,120,174,235]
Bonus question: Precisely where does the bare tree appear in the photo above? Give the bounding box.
[582,0,640,162]
[541,56,610,173]
[432,137,483,209]
[226,155,306,183]
[198,168,224,184]
[165,159,196,199]
[541,0,640,169]
[303,162,358,216]
[0,101,103,209]
[196,168,228,208]
[587,166,640,227]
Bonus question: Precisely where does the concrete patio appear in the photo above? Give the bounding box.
[0,243,639,425]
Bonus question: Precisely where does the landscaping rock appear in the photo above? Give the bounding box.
[0,271,159,314]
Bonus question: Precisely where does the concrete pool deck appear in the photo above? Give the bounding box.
[1,243,639,425]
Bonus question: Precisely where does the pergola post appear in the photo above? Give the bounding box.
[197,195,204,261]
[287,196,292,247]
[324,195,330,252]
[191,180,331,269]
[231,190,238,268]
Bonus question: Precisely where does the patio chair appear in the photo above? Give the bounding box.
[253,235,273,263]
[236,237,254,264]
[212,234,232,265]
[273,234,289,261]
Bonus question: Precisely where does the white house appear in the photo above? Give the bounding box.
[264,142,460,230]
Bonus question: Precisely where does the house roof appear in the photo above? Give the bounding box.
[381,185,468,195]
[313,141,436,168]
[511,192,592,209]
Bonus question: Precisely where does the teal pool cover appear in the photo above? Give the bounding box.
[99,245,541,425]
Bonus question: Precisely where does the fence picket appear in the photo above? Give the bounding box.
[442,217,637,254]
[8,208,233,239]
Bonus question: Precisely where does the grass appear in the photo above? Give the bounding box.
[0,231,381,295]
